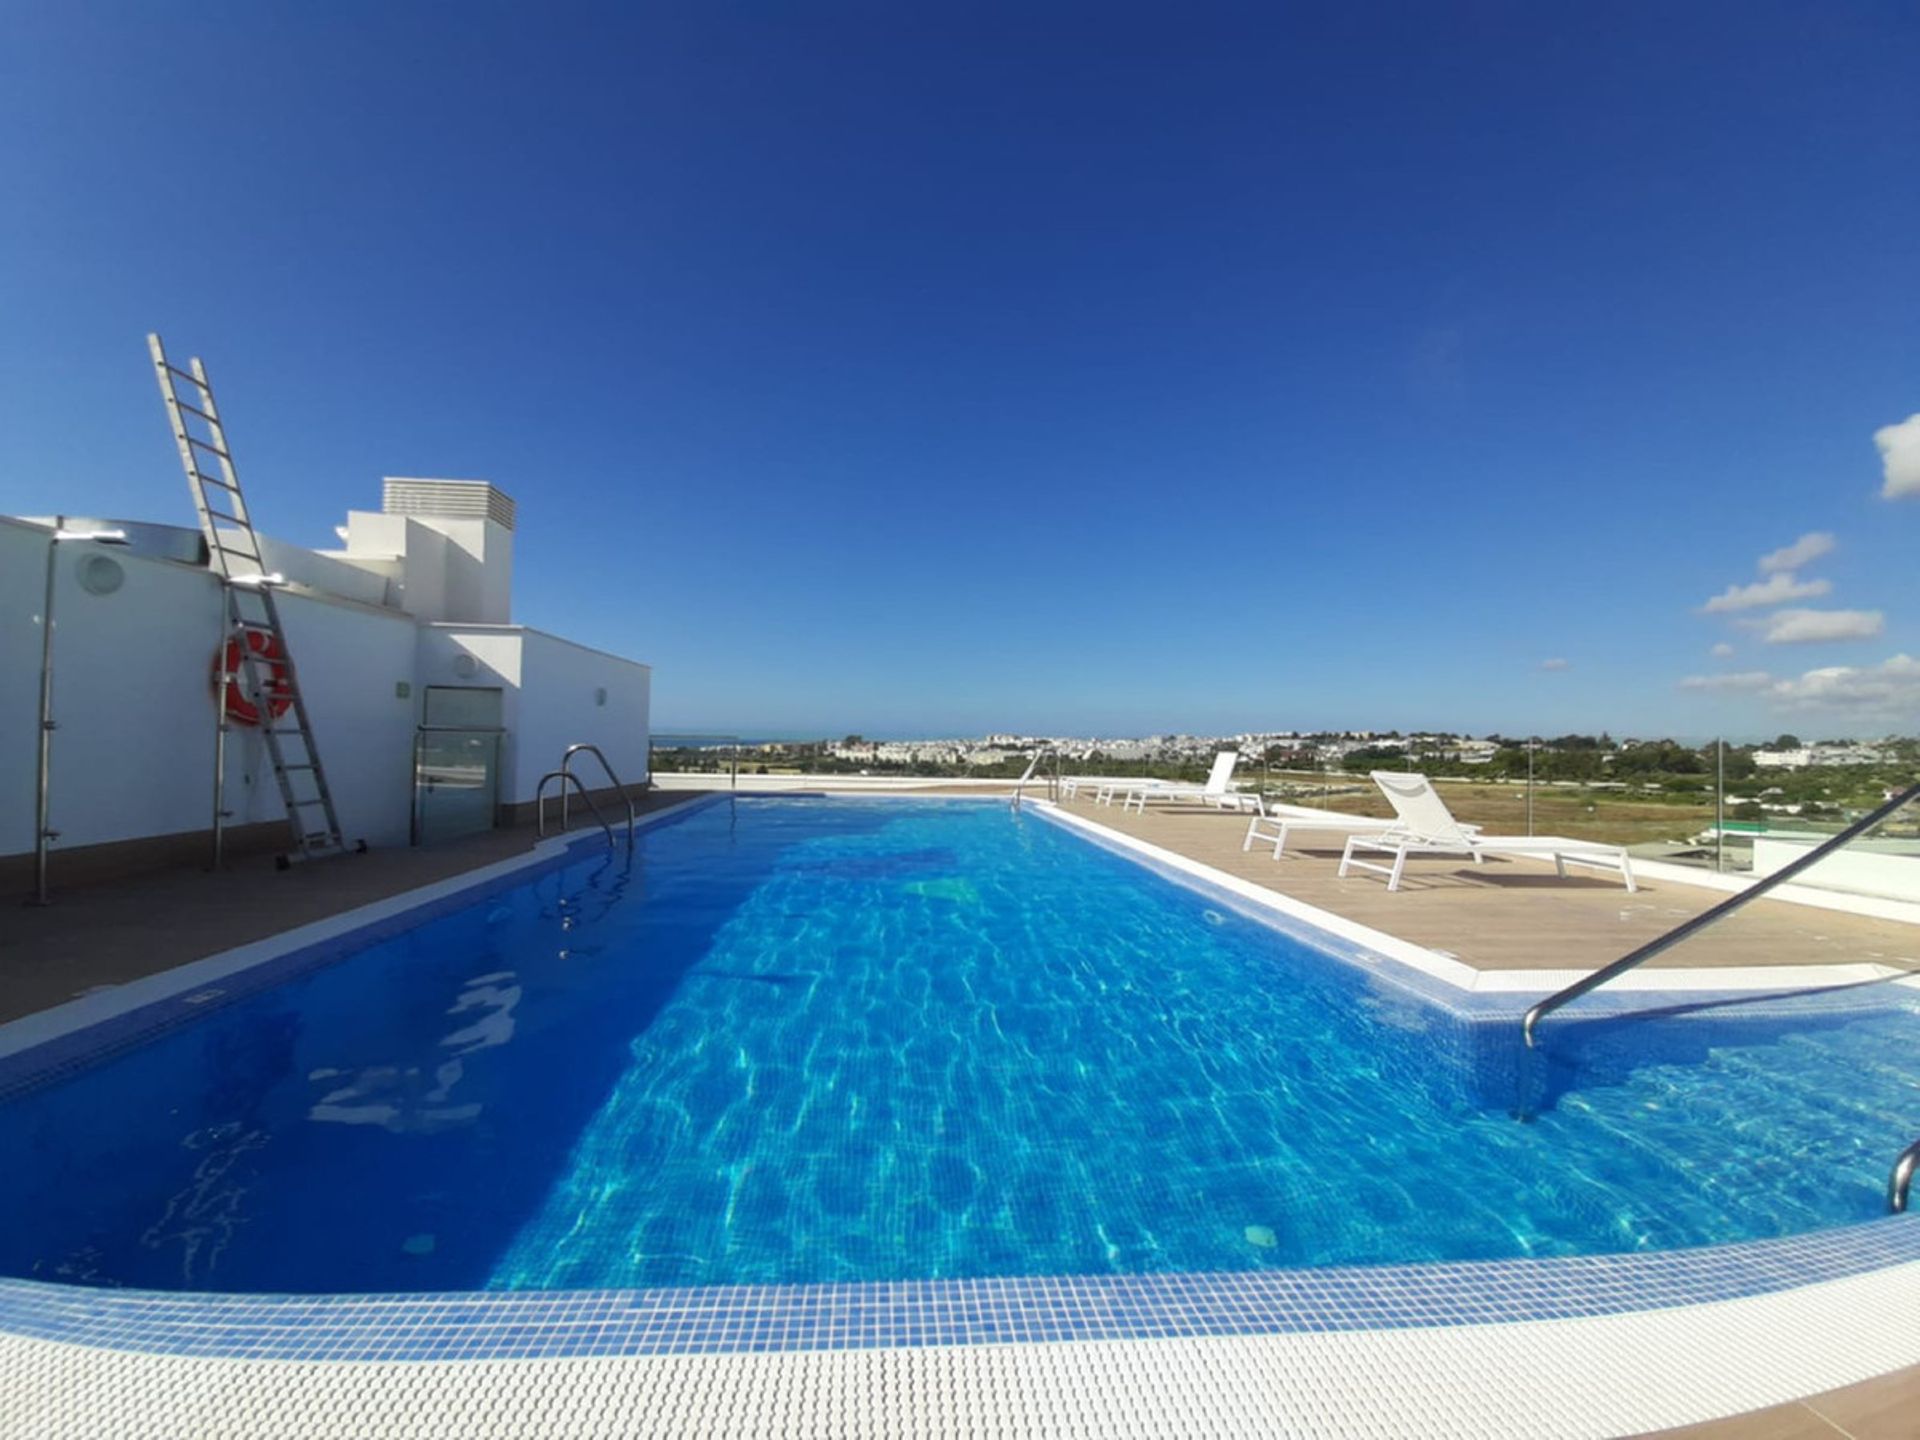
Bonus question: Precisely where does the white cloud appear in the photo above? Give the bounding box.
[1677,671,1774,692]
[1758,531,1835,574]
[1769,654,1920,715]
[1539,657,1569,671]
[1710,642,1735,658]
[1761,608,1885,645]
[1875,414,1920,500]
[1701,572,1832,613]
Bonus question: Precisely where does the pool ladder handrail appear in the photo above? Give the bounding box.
[1521,778,1920,1048]
[1011,747,1057,811]
[534,744,639,846]
[1891,1140,1920,1214]
[560,743,637,844]
[535,770,616,846]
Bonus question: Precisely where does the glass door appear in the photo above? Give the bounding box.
[414,687,505,844]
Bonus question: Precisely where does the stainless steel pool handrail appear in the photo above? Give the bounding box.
[560,743,636,844]
[1011,747,1051,811]
[1891,1140,1920,1214]
[1522,779,1920,1048]
[535,770,615,846]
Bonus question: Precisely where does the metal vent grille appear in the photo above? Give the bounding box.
[381,478,516,530]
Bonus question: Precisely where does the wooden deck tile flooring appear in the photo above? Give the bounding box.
[1052,794,1920,975]
[1644,1364,1920,1439]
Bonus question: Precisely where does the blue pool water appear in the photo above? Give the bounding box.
[1,796,1916,1295]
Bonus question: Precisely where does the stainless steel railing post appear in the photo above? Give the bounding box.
[537,770,615,846]
[31,521,127,904]
[1891,1140,1920,1214]
[561,743,637,843]
[31,520,61,906]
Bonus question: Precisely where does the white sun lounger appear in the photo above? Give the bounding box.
[1120,752,1256,814]
[1060,775,1144,806]
[1337,771,1637,893]
[1242,802,1480,859]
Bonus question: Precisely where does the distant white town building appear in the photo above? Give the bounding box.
[1753,745,1886,771]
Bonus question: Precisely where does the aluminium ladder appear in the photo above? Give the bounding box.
[148,333,347,863]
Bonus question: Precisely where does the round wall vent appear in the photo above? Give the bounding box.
[451,653,480,679]
[77,553,126,596]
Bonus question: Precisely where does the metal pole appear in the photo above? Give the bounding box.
[1892,1138,1920,1214]
[1526,739,1535,837]
[1715,737,1725,875]
[211,587,232,870]
[30,517,64,905]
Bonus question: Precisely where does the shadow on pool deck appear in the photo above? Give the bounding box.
[0,798,934,1294]
[0,791,704,1027]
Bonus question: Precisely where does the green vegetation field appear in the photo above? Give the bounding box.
[1260,773,1718,848]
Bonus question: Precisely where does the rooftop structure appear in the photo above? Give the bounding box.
[3,474,650,893]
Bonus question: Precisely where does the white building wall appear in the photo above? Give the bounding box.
[324,512,512,626]
[510,632,651,804]
[250,532,391,608]
[414,626,649,806]
[431,517,513,625]
[0,518,421,856]
[325,512,455,619]
[396,519,451,620]
[268,595,419,845]
[0,523,40,855]
[6,504,650,872]
[0,519,227,856]
[414,625,526,692]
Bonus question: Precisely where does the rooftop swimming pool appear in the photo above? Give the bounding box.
[2,796,1916,1297]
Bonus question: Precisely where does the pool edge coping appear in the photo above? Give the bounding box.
[4,1217,1918,1362]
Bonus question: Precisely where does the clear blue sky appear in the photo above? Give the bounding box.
[3,3,1916,740]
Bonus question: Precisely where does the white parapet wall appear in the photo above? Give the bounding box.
[1753,835,1920,905]
[511,631,651,802]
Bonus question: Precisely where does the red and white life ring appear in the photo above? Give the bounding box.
[213,630,293,726]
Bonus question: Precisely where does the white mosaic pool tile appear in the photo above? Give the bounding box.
[6,1260,1918,1437]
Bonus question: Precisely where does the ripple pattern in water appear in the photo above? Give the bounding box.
[2,797,1915,1294]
